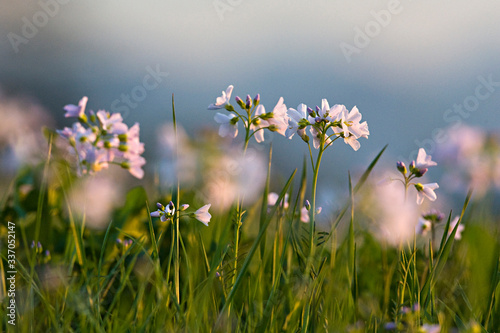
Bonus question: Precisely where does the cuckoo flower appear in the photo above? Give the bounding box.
[214,113,238,138]
[250,105,269,143]
[193,204,212,226]
[64,96,88,121]
[414,183,439,205]
[286,103,308,140]
[208,85,234,110]
[56,97,146,178]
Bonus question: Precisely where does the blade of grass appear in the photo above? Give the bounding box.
[215,169,297,326]
[421,190,472,308]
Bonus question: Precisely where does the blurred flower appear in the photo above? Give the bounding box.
[420,324,441,333]
[437,125,500,197]
[201,147,266,211]
[415,183,439,205]
[415,148,437,169]
[56,97,146,178]
[0,91,54,172]
[448,216,465,240]
[368,180,421,246]
[267,192,289,210]
[208,85,233,110]
[300,206,310,223]
[64,96,88,120]
[96,110,128,134]
[422,209,445,223]
[214,113,238,138]
[193,204,212,226]
[67,173,123,230]
[415,218,431,235]
[157,123,197,189]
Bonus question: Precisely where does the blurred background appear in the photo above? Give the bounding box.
[1,0,500,198]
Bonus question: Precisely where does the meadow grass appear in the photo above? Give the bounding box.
[1,100,500,333]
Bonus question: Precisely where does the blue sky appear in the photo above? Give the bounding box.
[1,0,500,186]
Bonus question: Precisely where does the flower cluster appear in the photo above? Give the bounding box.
[56,96,146,178]
[151,201,212,226]
[394,148,439,204]
[416,211,464,240]
[208,85,288,143]
[286,99,369,151]
[208,86,370,151]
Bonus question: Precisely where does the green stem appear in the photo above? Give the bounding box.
[306,134,325,275]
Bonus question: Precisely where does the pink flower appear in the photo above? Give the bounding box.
[193,204,212,226]
[64,96,88,119]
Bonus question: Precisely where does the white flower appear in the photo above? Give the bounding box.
[64,96,88,119]
[343,135,361,151]
[415,148,437,169]
[208,85,233,110]
[151,201,175,222]
[309,126,332,149]
[340,106,369,139]
[286,104,308,139]
[214,113,238,138]
[194,204,212,226]
[96,110,128,134]
[267,192,289,209]
[415,183,439,205]
[327,103,346,122]
[300,206,310,223]
[300,203,321,223]
[124,155,146,179]
[265,97,288,136]
[448,216,465,240]
[250,105,270,143]
[415,218,432,235]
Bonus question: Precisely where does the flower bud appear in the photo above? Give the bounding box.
[235,96,245,109]
[409,160,416,173]
[315,106,320,112]
[307,107,314,116]
[252,118,261,125]
[156,202,164,210]
[301,134,310,143]
[225,104,235,112]
[89,110,96,123]
[413,168,427,177]
[180,204,189,211]
[253,94,260,106]
[316,207,322,214]
[268,124,278,132]
[305,200,311,210]
[315,116,322,123]
[246,95,252,109]
[396,161,407,174]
